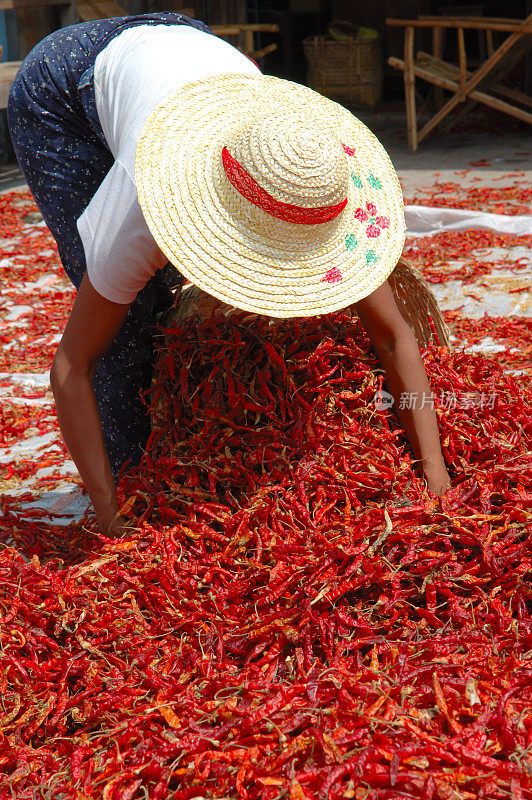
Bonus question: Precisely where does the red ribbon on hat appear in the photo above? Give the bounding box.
[222,147,347,225]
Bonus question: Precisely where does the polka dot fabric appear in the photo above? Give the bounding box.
[7,13,211,477]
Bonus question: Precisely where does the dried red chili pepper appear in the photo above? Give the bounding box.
[2,186,532,799]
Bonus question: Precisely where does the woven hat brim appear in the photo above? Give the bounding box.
[136,74,406,318]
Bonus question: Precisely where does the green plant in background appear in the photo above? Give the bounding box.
[328,24,378,41]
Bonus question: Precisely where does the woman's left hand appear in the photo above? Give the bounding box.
[355,281,452,500]
[105,514,129,538]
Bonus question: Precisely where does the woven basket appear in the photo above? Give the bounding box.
[303,34,383,107]
[158,258,451,350]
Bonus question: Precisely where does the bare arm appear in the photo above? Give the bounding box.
[50,273,132,533]
[355,279,451,495]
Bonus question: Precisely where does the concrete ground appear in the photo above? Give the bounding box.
[374,106,530,320]
[0,161,26,193]
[355,104,532,197]
[353,104,532,320]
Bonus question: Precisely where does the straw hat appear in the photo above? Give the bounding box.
[135,74,406,319]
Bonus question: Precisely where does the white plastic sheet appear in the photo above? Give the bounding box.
[404,205,532,237]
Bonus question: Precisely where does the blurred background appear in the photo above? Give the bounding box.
[0,0,529,162]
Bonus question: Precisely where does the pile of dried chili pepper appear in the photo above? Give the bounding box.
[403,230,531,286]
[1,303,531,800]
[0,190,74,498]
[446,313,532,378]
[404,179,531,216]
[0,190,71,375]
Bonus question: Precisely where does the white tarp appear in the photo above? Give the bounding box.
[405,205,532,237]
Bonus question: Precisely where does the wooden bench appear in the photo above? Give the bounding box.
[76,0,125,20]
[0,0,74,108]
[387,14,532,152]
[76,3,280,62]
[208,24,279,62]
[0,1,280,110]
[0,59,23,109]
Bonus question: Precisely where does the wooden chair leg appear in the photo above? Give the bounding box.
[486,29,494,57]
[404,26,418,153]
[432,27,444,109]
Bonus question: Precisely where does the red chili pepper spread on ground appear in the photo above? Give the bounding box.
[0,189,531,799]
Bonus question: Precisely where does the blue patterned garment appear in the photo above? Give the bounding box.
[7,13,211,478]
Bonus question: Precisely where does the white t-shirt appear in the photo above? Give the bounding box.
[77,24,261,304]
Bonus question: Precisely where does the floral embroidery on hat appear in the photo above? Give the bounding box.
[321,267,343,284]
[345,234,358,250]
[342,143,356,157]
[354,202,390,238]
[367,173,382,190]
[366,249,379,266]
[351,172,363,189]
